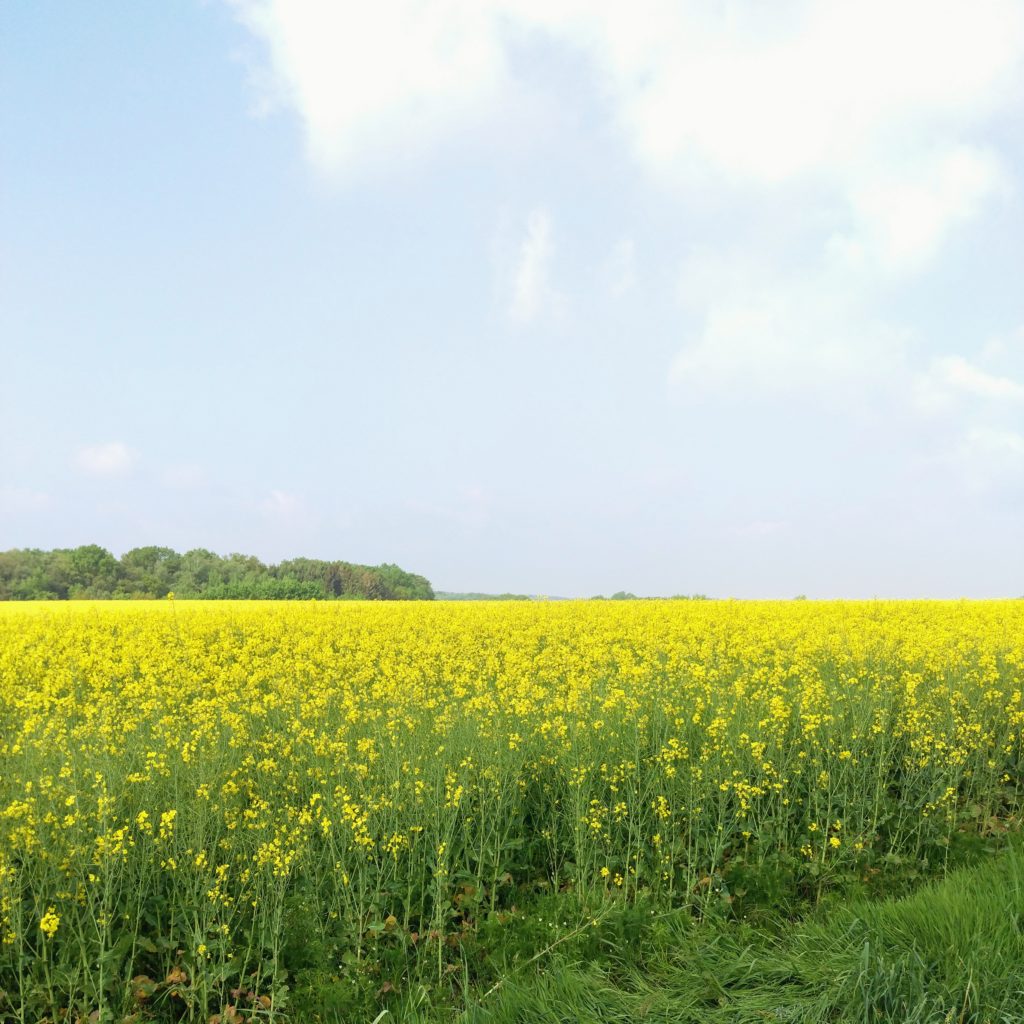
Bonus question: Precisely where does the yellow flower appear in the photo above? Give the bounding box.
[40,907,60,939]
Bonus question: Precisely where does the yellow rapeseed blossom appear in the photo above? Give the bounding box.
[0,597,1021,993]
[39,907,60,939]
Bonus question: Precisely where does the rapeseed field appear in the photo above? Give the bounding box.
[1,600,1022,1021]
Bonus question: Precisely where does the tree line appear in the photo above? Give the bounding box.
[0,546,434,601]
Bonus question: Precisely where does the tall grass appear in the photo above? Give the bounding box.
[469,842,1024,1024]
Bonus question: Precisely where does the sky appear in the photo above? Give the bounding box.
[1,1,1023,598]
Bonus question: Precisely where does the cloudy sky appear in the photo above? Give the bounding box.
[2,1,1023,597]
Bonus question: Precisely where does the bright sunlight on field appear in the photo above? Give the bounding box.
[1,600,1023,1021]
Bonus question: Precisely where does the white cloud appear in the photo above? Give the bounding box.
[964,426,1024,458]
[75,442,137,477]
[508,208,559,323]
[915,355,1024,412]
[981,325,1024,361]
[261,489,307,522]
[227,0,508,176]
[584,2,1022,186]
[586,2,1019,282]
[230,1,1024,207]
[670,267,911,399]
[230,0,1024,404]
[950,426,1024,491]
[832,147,1007,274]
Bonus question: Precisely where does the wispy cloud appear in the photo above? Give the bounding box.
[669,265,911,400]
[75,442,137,478]
[261,489,308,523]
[950,426,1024,492]
[507,208,560,324]
[915,355,1024,413]
[831,146,1007,275]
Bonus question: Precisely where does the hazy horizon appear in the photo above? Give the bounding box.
[2,2,1023,599]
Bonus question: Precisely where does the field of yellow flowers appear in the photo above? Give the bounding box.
[1,599,1022,1021]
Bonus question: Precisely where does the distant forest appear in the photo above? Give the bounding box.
[0,546,434,601]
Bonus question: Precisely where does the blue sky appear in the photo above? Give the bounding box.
[2,1,1022,597]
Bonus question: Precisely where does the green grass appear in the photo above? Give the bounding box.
[441,843,1024,1024]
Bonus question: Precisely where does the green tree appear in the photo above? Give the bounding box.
[120,546,182,597]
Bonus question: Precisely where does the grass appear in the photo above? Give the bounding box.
[456,841,1024,1024]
